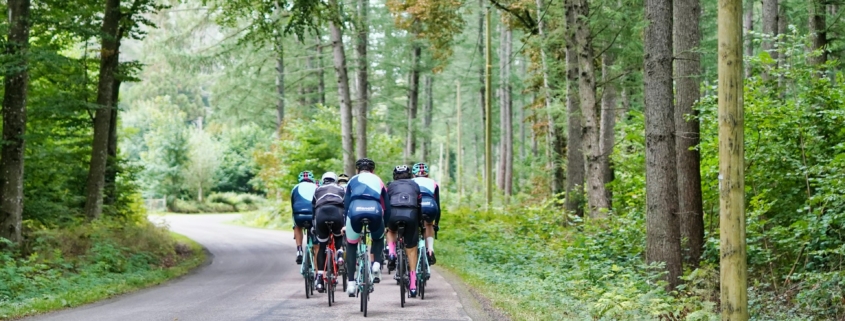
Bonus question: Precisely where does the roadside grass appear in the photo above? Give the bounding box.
[436,205,719,321]
[0,221,206,320]
[230,202,292,230]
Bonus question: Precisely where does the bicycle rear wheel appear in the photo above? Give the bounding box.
[304,255,312,299]
[362,254,369,317]
[399,240,406,307]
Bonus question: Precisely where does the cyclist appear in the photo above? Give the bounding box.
[344,158,389,296]
[412,163,440,265]
[338,173,350,189]
[312,172,346,293]
[291,171,318,264]
[385,165,422,297]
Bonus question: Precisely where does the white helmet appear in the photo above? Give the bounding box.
[321,172,339,184]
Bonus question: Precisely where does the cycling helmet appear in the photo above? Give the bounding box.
[355,158,376,171]
[338,173,350,183]
[321,172,338,184]
[412,163,429,177]
[394,165,411,175]
[298,171,315,183]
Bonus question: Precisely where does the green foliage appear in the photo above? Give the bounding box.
[134,96,190,199]
[0,220,204,319]
[437,205,717,320]
[168,192,265,213]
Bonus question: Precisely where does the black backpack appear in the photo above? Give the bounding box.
[387,179,420,207]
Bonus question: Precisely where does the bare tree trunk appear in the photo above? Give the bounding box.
[743,0,753,76]
[84,0,122,221]
[809,0,828,65]
[274,36,285,131]
[675,0,705,267]
[762,0,778,80]
[574,0,609,218]
[316,34,326,106]
[329,0,355,175]
[520,58,527,162]
[422,76,434,162]
[504,28,514,197]
[599,53,617,211]
[536,0,558,193]
[104,76,121,206]
[405,45,422,163]
[564,0,585,215]
[477,0,487,127]
[355,0,368,159]
[497,23,506,191]
[645,0,682,289]
[0,0,31,243]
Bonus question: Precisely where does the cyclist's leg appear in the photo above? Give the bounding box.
[314,208,333,273]
[422,210,437,264]
[293,213,310,264]
[345,214,363,283]
[402,212,420,292]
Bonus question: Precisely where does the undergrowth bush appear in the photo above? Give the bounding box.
[168,192,264,213]
[0,218,200,318]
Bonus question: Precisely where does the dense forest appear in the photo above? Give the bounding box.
[1,0,844,319]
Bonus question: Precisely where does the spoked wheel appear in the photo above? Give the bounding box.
[399,248,406,307]
[361,262,369,317]
[419,277,426,300]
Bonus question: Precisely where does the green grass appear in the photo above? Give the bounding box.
[231,207,293,230]
[0,229,206,320]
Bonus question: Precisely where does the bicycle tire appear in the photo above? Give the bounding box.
[399,239,406,307]
[327,248,333,306]
[362,253,369,317]
[304,254,312,299]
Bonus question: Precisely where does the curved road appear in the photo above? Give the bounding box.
[25,214,489,321]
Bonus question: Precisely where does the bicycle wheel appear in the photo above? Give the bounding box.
[362,253,369,317]
[304,254,312,299]
[399,240,406,307]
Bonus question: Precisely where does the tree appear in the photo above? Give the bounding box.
[675,0,705,266]
[84,0,123,221]
[184,126,221,202]
[422,75,434,162]
[809,0,827,65]
[405,43,422,163]
[644,0,682,289]
[565,0,585,216]
[761,0,778,71]
[599,53,617,210]
[718,0,747,317]
[328,0,355,175]
[355,0,369,159]
[0,0,32,244]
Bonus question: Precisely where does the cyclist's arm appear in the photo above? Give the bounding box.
[381,185,391,215]
[290,186,297,212]
[343,183,351,211]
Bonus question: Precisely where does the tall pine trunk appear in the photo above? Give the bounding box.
[497,24,506,191]
[809,0,828,65]
[536,0,560,195]
[0,0,31,243]
[599,53,617,210]
[104,76,121,206]
[761,0,778,80]
[329,0,355,175]
[84,0,122,221]
[274,36,285,131]
[355,0,368,159]
[675,0,705,267]
[405,45,422,163]
[504,28,514,197]
[573,0,609,218]
[316,34,326,106]
[422,76,434,162]
[477,0,487,183]
[645,0,682,289]
[564,0,585,216]
[743,0,753,76]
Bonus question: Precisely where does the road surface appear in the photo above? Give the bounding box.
[24,214,491,321]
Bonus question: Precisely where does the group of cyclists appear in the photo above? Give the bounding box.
[290,157,441,300]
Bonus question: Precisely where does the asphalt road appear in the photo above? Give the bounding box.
[24,214,489,321]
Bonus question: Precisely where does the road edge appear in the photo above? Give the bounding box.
[435,266,511,321]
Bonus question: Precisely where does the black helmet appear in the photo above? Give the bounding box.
[355,158,375,171]
[393,165,410,175]
[338,173,350,183]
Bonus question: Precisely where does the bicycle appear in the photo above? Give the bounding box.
[300,222,316,299]
[354,218,374,317]
[415,220,431,300]
[322,221,340,306]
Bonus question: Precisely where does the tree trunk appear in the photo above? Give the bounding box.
[0,0,31,244]
[104,76,121,206]
[564,0,585,216]
[497,23,506,191]
[761,0,777,80]
[405,45,422,163]
[477,0,487,127]
[718,0,748,316]
[84,0,122,221]
[573,0,609,218]
[809,0,827,65]
[675,0,705,267]
[599,53,617,211]
[316,33,326,106]
[645,0,682,290]
[329,0,355,175]
[743,0,753,76]
[422,75,434,162]
[520,58,527,162]
[275,36,285,131]
[355,0,368,159]
[504,28,514,197]
[536,0,560,195]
